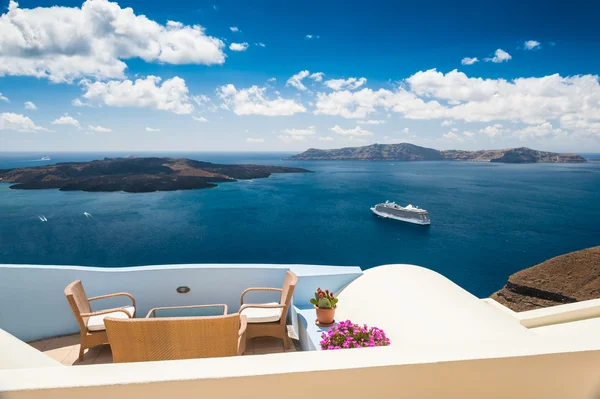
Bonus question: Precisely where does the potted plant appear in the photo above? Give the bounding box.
[320,320,390,350]
[310,287,338,325]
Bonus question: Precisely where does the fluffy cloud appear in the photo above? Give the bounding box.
[330,125,373,136]
[461,57,479,65]
[229,42,249,52]
[230,26,240,32]
[145,127,160,132]
[256,42,266,47]
[479,124,505,137]
[485,49,512,63]
[217,84,306,116]
[0,112,50,132]
[24,101,37,110]
[88,124,112,132]
[76,76,194,115]
[442,131,464,141]
[324,77,367,91]
[305,34,320,39]
[524,40,541,50]
[193,116,208,122]
[0,0,225,82]
[281,126,316,136]
[286,70,324,91]
[246,137,264,143]
[0,92,8,102]
[513,122,565,140]
[52,115,80,127]
[357,119,385,125]
[441,119,454,126]
[318,136,334,141]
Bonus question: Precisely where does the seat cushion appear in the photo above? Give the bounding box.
[87,306,135,332]
[240,302,283,323]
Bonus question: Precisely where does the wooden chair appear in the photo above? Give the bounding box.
[239,270,298,349]
[64,280,136,361]
[105,314,247,363]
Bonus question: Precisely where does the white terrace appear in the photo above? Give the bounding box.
[1,263,600,398]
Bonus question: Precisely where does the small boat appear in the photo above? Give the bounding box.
[371,201,430,225]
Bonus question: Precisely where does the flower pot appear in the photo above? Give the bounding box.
[315,305,336,325]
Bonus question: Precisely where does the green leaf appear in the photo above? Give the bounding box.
[310,298,317,305]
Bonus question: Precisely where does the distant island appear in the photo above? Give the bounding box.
[288,143,587,163]
[0,157,311,193]
[492,246,600,312]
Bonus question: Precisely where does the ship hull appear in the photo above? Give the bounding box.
[370,207,431,225]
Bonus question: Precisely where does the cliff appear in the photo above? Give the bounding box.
[491,246,600,312]
[0,157,311,193]
[289,143,587,163]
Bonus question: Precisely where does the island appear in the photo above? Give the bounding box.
[288,143,587,163]
[0,157,312,193]
[491,246,600,312]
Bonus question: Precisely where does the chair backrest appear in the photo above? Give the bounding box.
[279,271,298,310]
[64,280,92,332]
[105,314,244,363]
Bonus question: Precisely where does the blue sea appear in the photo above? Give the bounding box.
[1,151,600,298]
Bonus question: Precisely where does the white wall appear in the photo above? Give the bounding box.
[0,264,362,341]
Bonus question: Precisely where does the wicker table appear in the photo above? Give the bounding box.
[146,304,228,318]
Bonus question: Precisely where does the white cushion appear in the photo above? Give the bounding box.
[240,302,283,323]
[87,306,135,332]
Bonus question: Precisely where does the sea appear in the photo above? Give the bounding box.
[1,151,600,298]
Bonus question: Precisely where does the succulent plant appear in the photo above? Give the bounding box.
[309,287,338,309]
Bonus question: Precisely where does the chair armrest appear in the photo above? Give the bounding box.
[240,287,283,305]
[238,315,248,356]
[80,307,134,318]
[239,303,287,312]
[89,292,136,308]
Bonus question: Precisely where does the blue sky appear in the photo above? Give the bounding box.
[1,0,600,152]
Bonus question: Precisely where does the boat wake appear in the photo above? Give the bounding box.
[37,215,47,222]
[83,212,93,219]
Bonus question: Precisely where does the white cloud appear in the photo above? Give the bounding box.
[255,42,266,47]
[441,119,454,126]
[218,84,306,116]
[0,0,225,83]
[357,119,385,125]
[479,124,505,137]
[309,72,325,82]
[485,49,512,63]
[229,42,249,52]
[52,115,80,127]
[305,34,319,39]
[281,126,316,136]
[324,77,367,91]
[76,76,194,115]
[0,112,50,132]
[463,130,476,137]
[88,125,112,132]
[330,125,373,136]
[246,137,264,143]
[193,116,208,122]
[230,26,240,32]
[279,134,307,142]
[513,122,565,140]
[443,131,464,141]
[402,127,410,134]
[145,127,160,132]
[24,101,37,110]
[461,57,479,65]
[524,40,541,50]
[0,92,8,102]
[318,136,334,141]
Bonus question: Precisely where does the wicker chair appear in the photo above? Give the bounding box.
[64,280,136,361]
[105,314,247,363]
[239,270,298,349]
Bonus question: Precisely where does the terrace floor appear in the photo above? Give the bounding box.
[29,327,299,366]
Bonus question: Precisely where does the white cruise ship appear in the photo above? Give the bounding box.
[371,201,431,225]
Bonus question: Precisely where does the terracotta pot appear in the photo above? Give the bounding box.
[315,305,336,324]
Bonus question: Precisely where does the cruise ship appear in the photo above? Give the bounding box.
[371,201,431,225]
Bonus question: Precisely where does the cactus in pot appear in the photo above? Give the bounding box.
[310,288,338,325]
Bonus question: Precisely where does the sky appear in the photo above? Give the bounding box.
[1,0,600,152]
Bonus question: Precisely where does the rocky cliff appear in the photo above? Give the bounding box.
[491,246,600,312]
[289,143,587,163]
